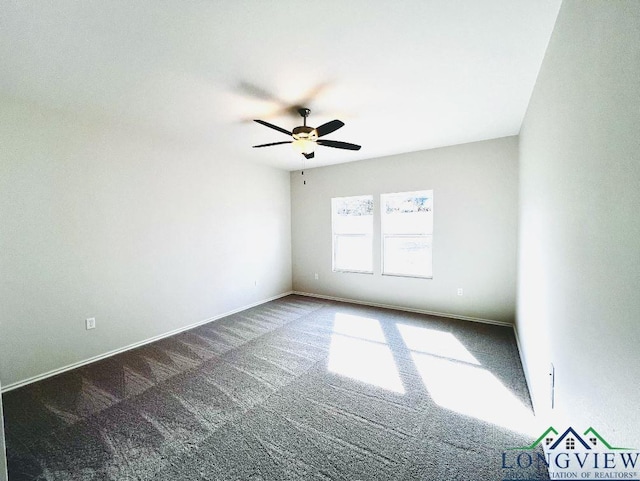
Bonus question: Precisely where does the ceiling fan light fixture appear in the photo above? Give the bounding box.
[292,138,316,155]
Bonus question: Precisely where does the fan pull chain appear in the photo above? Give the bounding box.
[302,156,306,185]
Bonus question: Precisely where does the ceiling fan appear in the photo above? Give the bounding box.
[252,108,361,159]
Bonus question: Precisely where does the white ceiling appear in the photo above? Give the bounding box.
[0,0,561,170]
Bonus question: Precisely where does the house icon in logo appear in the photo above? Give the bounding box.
[582,427,633,451]
[549,427,592,450]
[508,426,634,451]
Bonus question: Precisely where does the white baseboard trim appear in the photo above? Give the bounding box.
[0,381,6,481]
[1,291,294,394]
[292,291,513,327]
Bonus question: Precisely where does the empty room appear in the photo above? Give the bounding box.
[1,1,638,480]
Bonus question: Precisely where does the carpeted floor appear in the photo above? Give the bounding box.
[2,295,549,480]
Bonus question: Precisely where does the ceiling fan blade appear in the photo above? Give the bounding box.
[315,120,345,137]
[317,139,361,151]
[303,152,315,159]
[252,141,292,148]
[254,119,292,136]
[239,82,283,103]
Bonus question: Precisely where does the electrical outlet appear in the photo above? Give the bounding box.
[457,288,463,296]
[86,317,96,330]
[314,273,319,280]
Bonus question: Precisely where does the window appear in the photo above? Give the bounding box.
[381,190,433,278]
[566,438,575,450]
[332,195,374,273]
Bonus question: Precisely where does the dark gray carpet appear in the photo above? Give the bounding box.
[2,295,549,480]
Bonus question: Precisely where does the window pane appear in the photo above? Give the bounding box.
[332,196,374,234]
[332,195,374,273]
[333,214,373,235]
[381,190,433,277]
[334,235,373,273]
[382,191,433,235]
[383,235,432,278]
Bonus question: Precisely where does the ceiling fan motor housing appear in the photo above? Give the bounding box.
[292,126,318,141]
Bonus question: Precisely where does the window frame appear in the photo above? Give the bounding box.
[331,195,374,274]
[380,190,433,279]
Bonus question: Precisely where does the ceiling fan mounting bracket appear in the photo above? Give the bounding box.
[297,108,311,118]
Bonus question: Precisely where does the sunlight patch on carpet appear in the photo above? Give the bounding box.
[328,313,405,394]
[396,324,480,365]
[397,323,539,436]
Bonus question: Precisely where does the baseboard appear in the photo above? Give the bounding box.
[0,380,6,481]
[292,291,513,327]
[1,291,294,393]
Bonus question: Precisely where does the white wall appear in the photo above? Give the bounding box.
[518,1,640,446]
[291,136,519,324]
[0,98,292,387]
